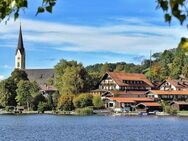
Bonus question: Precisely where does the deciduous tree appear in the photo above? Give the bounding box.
[57,94,74,111]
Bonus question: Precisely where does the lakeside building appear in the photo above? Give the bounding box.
[94,72,153,97]
[147,90,188,101]
[15,26,56,94]
[93,72,162,112]
[106,97,161,112]
[170,101,188,111]
[99,72,153,91]
[159,78,188,90]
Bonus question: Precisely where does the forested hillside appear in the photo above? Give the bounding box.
[86,37,188,82]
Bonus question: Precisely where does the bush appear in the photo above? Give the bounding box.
[92,95,103,109]
[37,102,48,113]
[5,106,14,112]
[170,108,178,115]
[73,93,93,108]
[57,94,74,111]
[163,104,178,115]
[75,107,93,115]
[32,94,46,111]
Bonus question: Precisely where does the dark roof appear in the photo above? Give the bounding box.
[25,69,54,85]
[16,25,25,55]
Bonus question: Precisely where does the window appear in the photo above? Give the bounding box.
[17,62,20,68]
[109,103,114,107]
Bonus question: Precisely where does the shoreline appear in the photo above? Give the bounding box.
[1,110,188,117]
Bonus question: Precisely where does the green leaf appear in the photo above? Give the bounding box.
[179,14,186,25]
[49,1,56,7]
[160,0,168,11]
[36,7,44,15]
[14,12,19,21]
[45,5,52,13]
[165,13,171,23]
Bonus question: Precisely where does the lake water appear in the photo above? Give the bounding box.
[0,115,188,141]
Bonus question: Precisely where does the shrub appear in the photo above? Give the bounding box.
[164,105,171,113]
[75,107,93,115]
[32,94,46,111]
[5,106,14,112]
[57,94,74,111]
[92,95,103,109]
[170,108,178,115]
[73,93,93,108]
[37,102,48,113]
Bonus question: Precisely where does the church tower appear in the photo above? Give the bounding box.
[15,25,25,69]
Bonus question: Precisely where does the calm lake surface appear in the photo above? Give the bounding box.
[0,115,188,141]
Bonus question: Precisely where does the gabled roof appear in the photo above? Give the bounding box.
[150,90,188,95]
[106,72,153,87]
[25,69,54,85]
[159,78,188,89]
[16,25,25,55]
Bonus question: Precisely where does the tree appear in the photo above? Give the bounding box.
[16,80,38,110]
[101,63,111,74]
[32,94,46,111]
[73,93,93,108]
[10,69,28,83]
[92,95,103,109]
[157,0,188,25]
[150,63,165,81]
[0,69,29,107]
[159,50,174,76]
[86,72,102,91]
[55,59,85,92]
[61,66,85,95]
[55,59,88,95]
[182,63,188,78]
[57,94,74,111]
[114,64,124,72]
[0,0,56,22]
[0,80,11,107]
[170,49,185,79]
[52,91,60,108]
[37,102,48,113]
[47,78,54,86]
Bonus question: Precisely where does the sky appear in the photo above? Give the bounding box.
[0,0,188,80]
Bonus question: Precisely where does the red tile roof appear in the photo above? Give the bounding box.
[107,72,153,87]
[109,97,153,103]
[150,90,188,95]
[160,79,188,89]
[140,102,161,107]
[111,90,147,95]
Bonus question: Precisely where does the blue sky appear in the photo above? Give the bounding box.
[0,0,188,80]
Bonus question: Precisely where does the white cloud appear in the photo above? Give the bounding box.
[2,64,12,69]
[0,18,187,57]
[0,75,5,81]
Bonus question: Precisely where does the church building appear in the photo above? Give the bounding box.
[15,26,57,93]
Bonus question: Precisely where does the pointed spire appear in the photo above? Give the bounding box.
[16,24,25,55]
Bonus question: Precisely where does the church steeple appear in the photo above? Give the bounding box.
[15,25,25,69]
